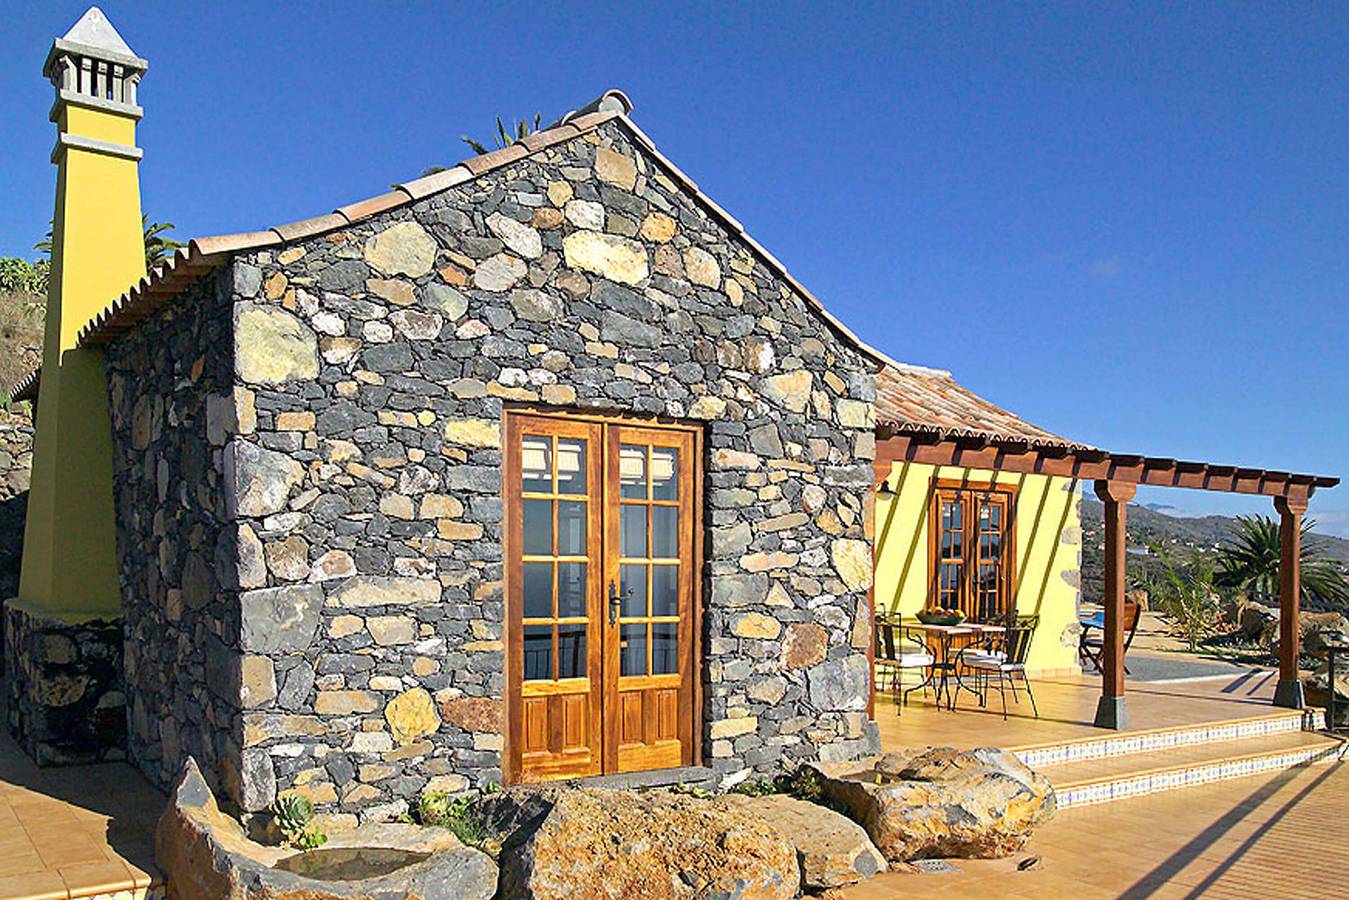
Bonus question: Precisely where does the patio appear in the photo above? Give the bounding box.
[0,719,162,899]
[873,664,1286,752]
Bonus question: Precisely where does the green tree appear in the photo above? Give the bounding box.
[461,114,542,155]
[142,216,184,268]
[1215,515,1349,606]
[1149,544,1221,651]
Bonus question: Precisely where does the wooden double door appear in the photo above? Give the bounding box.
[504,412,700,782]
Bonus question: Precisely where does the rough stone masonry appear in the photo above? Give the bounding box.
[103,117,880,824]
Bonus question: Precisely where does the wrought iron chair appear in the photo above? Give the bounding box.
[874,614,935,715]
[1079,600,1142,675]
[957,616,1040,719]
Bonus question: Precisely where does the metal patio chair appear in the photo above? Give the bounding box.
[875,614,936,715]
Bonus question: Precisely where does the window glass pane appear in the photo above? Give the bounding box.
[620,623,648,676]
[523,500,553,556]
[620,445,646,499]
[556,439,586,494]
[523,562,553,618]
[557,563,587,619]
[557,623,586,679]
[557,500,586,555]
[523,625,553,680]
[652,565,679,617]
[652,621,678,674]
[651,447,679,501]
[620,564,647,618]
[651,506,678,558]
[521,436,552,493]
[621,505,647,558]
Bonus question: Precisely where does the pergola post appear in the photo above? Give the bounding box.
[1273,495,1309,709]
[1094,479,1136,729]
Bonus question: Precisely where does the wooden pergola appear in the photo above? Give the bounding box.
[876,424,1340,730]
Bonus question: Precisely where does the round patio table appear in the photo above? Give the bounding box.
[901,621,1005,711]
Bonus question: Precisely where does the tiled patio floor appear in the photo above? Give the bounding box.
[0,729,163,900]
[841,757,1349,899]
[875,666,1284,751]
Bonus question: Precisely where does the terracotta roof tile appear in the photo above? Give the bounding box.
[393,167,473,201]
[271,213,349,243]
[460,143,528,176]
[334,190,409,222]
[875,360,1093,450]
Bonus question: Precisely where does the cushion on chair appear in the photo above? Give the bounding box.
[896,653,935,668]
[965,657,1025,673]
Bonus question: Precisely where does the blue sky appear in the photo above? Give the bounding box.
[2,2,1345,533]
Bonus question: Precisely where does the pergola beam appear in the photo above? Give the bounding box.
[875,435,1329,500]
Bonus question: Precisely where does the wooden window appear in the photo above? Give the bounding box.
[929,482,1015,622]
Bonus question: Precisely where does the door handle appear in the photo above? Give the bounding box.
[609,581,620,626]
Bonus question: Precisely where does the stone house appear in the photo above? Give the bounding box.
[9,9,1110,823]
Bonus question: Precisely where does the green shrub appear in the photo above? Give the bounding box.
[417,791,499,852]
[269,794,326,849]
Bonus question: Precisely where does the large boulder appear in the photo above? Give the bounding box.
[1305,662,1349,728]
[156,757,497,899]
[1260,609,1349,657]
[496,787,799,899]
[729,794,886,890]
[810,747,1056,863]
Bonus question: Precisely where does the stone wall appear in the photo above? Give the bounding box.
[112,118,879,821]
[103,268,242,797]
[0,416,34,602]
[4,601,124,764]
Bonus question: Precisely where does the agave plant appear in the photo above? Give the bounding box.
[1216,515,1349,606]
[461,114,542,156]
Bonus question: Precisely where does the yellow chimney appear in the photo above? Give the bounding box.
[18,7,147,619]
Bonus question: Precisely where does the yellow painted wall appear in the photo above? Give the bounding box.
[18,102,144,619]
[874,462,1083,675]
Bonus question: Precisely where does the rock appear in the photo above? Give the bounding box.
[385,688,440,745]
[235,305,319,385]
[732,612,782,640]
[760,371,813,413]
[265,535,310,582]
[368,615,416,646]
[366,278,416,306]
[812,747,1056,862]
[437,695,504,733]
[498,788,799,900]
[733,794,886,889]
[562,232,649,285]
[807,656,870,712]
[487,213,543,259]
[594,146,638,190]
[390,308,444,340]
[444,418,501,448]
[1305,662,1349,728]
[509,288,563,323]
[835,398,873,429]
[1239,601,1276,640]
[474,253,528,291]
[239,656,277,709]
[683,247,721,288]
[783,623,829,669]
[315,690,381,715]
[239,585,324,653]
[1302,611,1349,657]
[423,282,469,319]
[639,213,677,243]
[181,551,215,610]
[330,576,442,608]
[563,199,605,230]
[309,549,356,582]
[831,539,873,591]
[156,757,498,900]
[229,440,305,517]
[364,221,437,277]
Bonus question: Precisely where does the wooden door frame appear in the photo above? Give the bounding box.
[501,407,704,784]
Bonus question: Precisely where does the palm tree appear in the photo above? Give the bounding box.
[142,217,184,269]
[1216,515,1349,606]
[461,114,542,155]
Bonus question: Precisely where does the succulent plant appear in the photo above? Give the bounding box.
[270,794,323,848]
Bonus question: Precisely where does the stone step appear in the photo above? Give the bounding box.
[1013,708,1325,770]
[1043,730,1345,809]
[568,765,717,792]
